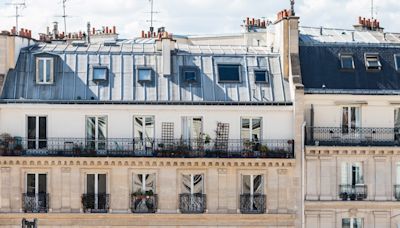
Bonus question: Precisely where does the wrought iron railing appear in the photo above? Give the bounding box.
[0,137,294,159]
[306,127,399,146]
[130,194,158,213]
[179,193,206,214]
[22,193,49,213]
[394,185,400,200]
[82,194,110,213]
[338,184,368,201]
[239,194,266,214]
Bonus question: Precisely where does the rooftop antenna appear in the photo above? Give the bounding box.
[290,0,295,16]
[6,0,26,35]
[370,0,375,19]
[146,0,160,33]
[57,0,70,34]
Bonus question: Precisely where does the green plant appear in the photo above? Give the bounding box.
[260,145,269,153]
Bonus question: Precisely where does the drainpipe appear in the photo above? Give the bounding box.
[301,121,306,228]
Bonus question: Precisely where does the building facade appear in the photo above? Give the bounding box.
[0,11,303,228]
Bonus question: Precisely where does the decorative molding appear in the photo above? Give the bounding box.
[306,146,400,157]
[277,169,288,175]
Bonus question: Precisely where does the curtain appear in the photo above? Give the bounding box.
[193,174,203,194]
[182,174,191,194]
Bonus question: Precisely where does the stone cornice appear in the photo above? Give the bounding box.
[305,200,400,210]
[0,157,296,168]
[305,146,400,157]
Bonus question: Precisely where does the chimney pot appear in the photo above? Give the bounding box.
[113,26,116,34]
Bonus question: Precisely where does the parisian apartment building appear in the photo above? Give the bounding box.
[0,4,399,228]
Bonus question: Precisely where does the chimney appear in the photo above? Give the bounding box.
[354,16,384,32]
[156,29,175,76]
[87,22,91,43]
[53,22,59,37]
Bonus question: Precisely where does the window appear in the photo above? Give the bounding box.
[242,175,263,195]
[395,55,400,71]
[86,116,107,150]
[93,66,108,81]
[365,54,381,70]
[341,107,360,134]
[241,117,262,142]
[25,173,47,212]
[27,116,47,150]
[133,116,155,151]
[184,71,196,82]
[254,70,269,83]
[36,57,54,84]
[182,117,203,140]
[340,54,355,70]
[218,64,241,82]
[341,162,364,186]
[181,174,204,194]
[133,173,156,194]
[394,108,400,142]
[85,174,107,212]
[138,68,153,82]
[342,218,363,228]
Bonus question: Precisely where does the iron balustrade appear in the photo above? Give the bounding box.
[22,193,49,213]
[339,184,368,201]
[179,193,206,214]
[306,127,400,146]
[130,194,158,213]
[239,194,266,214]
[81,194,110,213]
[394,185,400,200]
[0,138,294,158]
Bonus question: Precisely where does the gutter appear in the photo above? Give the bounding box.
[301,121,306,228]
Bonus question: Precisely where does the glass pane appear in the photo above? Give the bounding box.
[192,118,203,139]
[39,117,47,149]
[86,117,96,149]
[341,56,354,69]
[342,107,349,133]
[87,174,95,194]
[396,56,400,70]
[145,174,156,193]
[342,218,351,228]
[138,69,152,81]
[27,117,36,149]
[27,174,36,194]
[193,174,203,194]
[252,118,262,142]
[351,107,356,130]
[184,71,196,82]
[134,117,144,139]
[354,218,363,228]
[253,175,263,194]
[98,174,106,194]
[182,117,190,141]
[255,71,267,82]
[38,174,47,193]
[133,174,143,193]
[241,118,250,140]
[181,174,191,194]
[242,175,251,194]
[93,68,107,80]
[144,117,155,139]
[38,60,44,82]
[45,59,51,82]
[218,64,241,82]
[97,117,107,140]
[395,109,400,129]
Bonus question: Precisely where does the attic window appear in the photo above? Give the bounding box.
[340,54,355,70]
[93,66,108,81]
[218,64,241,83]
[254,70,269,83]
[138,68,153,82]
[181,66,200,84]
[395,55,400,71]
[36,57,54,84]
[365,54,381,70]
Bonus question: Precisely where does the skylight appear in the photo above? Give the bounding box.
[365,54,382,71]
[340,54,355,70]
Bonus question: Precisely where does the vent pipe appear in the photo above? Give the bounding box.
[87,22,91,43]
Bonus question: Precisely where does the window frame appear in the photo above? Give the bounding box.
[341,106,361,133]
[339,53,355,70]
[92,66,109,82]
[253,69,269,84]
[241,174,264,195]
[364,53,382,71]
[137,67,154,83]
[25,173,48,194]
[26,115,47,150]
[133,115,155,140]
[35,57,54,85]
[181,66,200,85]
[132,173,157,194]
[240,117,263,142]
[217,64,242,83]
[181,173,204,194]
[85,116,108,150]
[395,54,400,71]
[341,217,364,228]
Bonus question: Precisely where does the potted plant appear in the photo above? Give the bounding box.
[0,133,12,155]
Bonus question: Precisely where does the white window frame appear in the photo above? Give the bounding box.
[36,57,54,84]
[26,115,47,150]
[132,173,157,193]
[339,54,355,70]
[85,116,108,150]
[240,117,263,141]
[341,162,364,185]
[181,116,203,140]
[182,174,204,194]
[92,66,108,81]
[241,174,264,195]
[341,106,361,132]
[137,67,153,82]
[26,173,47,208]
[342,217,364,228]
[395,54,400,71]
[85,173,107,210]
[133,116,155,140]
[364,53,382,70]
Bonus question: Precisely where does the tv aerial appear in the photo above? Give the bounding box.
[6,0,26,34]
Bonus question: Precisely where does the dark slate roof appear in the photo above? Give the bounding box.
[299,45,400,94]
[0,43,291,104]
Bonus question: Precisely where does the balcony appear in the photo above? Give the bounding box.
[394,185,400,200]
[179,193,206,214]
[131,193,158,213]
[82,194,110,213]
[22,193,49,213]
[0,137,294,159]
[339,185,368,201]
[306,127,399,147]
[239,194,266,214]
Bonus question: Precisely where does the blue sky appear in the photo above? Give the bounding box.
[0,0,399,39]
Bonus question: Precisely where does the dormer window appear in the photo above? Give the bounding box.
[138,68,153,82]
[36,57,54,84]
[340,54,355,70]
[181,66,200,85]
[365,54,381,71]
[395,54,400,71]
[93,66,108,81]
[254,70,269,83]
[218,64,241,83]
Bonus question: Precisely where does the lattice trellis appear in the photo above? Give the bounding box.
[215,123,229,151]
[161,122,174,143]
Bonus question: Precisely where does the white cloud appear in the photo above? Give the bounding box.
[0,0,398,39]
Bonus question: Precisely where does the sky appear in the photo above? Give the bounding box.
[0,0,399,39]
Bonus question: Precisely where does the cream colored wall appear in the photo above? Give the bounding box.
[0,104,294,140]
